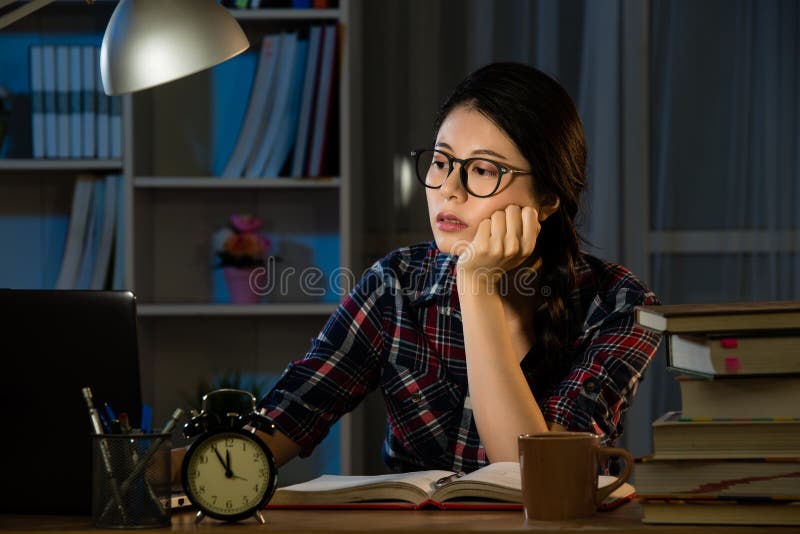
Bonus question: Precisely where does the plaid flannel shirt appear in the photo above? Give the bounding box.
[258,241,662,473]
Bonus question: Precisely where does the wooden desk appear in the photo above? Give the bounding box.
[0,502,794,534]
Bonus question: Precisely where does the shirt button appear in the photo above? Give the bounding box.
[410,392,423,403]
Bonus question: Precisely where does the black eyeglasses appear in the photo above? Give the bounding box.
[410,148,532,198]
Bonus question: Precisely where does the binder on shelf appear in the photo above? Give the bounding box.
[307,24,336,177]
[75,177,105,289]
[263,37,309,177]
[110,94,122,159]
[68,46,82,159]
[81,46,96,159]
[221,34,281,178]
[291,25,322,177]
[246,31,298,178]
[55,176,94,289]
[42,45,57,159]
[90,175,117,289]
[30,45,45,159]
[55,45,70,159]
[96,47,111,159]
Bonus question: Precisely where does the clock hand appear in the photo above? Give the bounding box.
[226,449,231,471]
[225,449,247,481]
[211,445,225,467]
[212,445,232,477]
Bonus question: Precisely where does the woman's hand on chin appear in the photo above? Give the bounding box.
[454,205,540,292]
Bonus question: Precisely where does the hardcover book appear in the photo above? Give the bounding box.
[635,457,800,500]
[635,301,800,334]
[652,411,800,459]
[267,462,635,510]
[676,375,800,419]
[640,499,800,526]
[668,333,800,376]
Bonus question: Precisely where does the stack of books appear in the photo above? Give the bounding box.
[634,301,800,526]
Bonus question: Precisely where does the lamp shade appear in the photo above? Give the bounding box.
[100,0,249,95]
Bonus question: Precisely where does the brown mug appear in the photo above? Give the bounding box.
[518,432,633,521]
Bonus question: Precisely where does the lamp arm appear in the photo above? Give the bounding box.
[0,0,94,30]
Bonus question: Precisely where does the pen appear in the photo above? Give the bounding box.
[141,404,153,434]
[82,387,128,523]
[104,403,117,423]
[435,472,465,488]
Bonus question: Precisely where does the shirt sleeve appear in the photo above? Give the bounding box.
[257,263,387,457]
[543,289,662,445]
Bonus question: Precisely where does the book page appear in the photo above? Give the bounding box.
[271,470,454,506]
[432,462,635,506]
[432,462,521,503]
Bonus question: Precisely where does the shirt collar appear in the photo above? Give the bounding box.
[409,242,459,316]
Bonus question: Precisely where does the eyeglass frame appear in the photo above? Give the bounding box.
[409,147,533,198]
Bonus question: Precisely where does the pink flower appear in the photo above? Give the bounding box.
[258,235,272,255]
[230,214,263,233]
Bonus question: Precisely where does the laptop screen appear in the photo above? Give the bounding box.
[0,290,142,515]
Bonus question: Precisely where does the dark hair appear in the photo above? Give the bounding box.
[434,62,588,392]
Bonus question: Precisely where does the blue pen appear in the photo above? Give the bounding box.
[104,402,117,423]
[141,403,153,434]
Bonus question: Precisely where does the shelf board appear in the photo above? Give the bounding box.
[134,177,340,188]
[137,303,338,316]
[0,159,124,171]
[230,8,340,20]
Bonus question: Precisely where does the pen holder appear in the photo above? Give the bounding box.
[91,433,171,529]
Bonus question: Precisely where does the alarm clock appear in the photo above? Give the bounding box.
[181,389,278,524]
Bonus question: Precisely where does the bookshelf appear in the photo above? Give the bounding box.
[0,1,360,483]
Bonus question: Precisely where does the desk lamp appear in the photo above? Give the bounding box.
[0,0,249,95]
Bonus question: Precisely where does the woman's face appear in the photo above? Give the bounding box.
[426,105,543,255]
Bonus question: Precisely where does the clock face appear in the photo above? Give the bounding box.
[183,430,276,521]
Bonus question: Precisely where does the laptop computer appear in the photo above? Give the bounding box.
[0,290,142,515]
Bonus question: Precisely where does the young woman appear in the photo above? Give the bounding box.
[243,63,660,474]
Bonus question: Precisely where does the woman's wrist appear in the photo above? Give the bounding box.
[457,271,503,300]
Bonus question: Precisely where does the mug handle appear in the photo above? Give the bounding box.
[594,447,633,505]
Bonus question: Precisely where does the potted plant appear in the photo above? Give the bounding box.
[215,214,272,304]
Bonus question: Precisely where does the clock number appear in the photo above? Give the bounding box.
[243,496,249,505]
[254,483,259,493]
[198,454,208,464]
[211,496,217,505]
[259,468,269,477]
[242,440,247,451]
[198,485,205,494]
[226,500,233,510]
[225,438,234,448]
[253,452,260,461]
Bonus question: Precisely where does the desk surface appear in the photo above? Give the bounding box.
[0,502,794,534]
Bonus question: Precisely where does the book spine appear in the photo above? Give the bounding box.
[55,46,70,159]
[307,24,336,177]
[110,95,122,158]
[96,47,110,160]
[42,45,57,159]
[81,46,96,158]
[251,32,299,177]
[30,45,45,159]
[291,25,322,177]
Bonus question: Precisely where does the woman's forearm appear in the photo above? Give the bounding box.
[457,280,549,462]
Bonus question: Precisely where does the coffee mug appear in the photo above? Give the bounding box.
[517,432,633,521]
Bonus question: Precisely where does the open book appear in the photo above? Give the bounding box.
[268,462,636,511]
